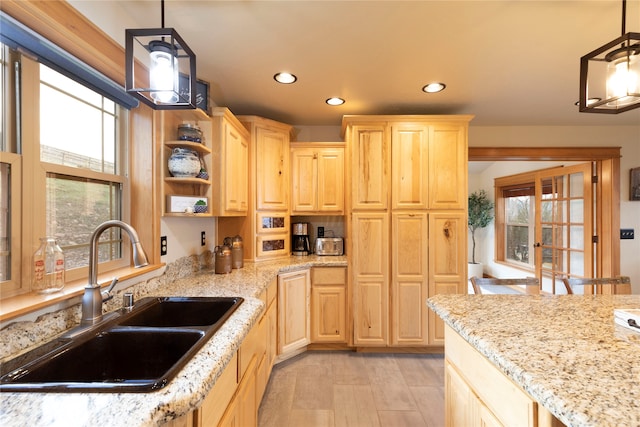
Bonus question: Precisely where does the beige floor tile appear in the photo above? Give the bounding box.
[288,409,335,427]
[378,410,428,427]
[409,385,445,427]
[334,384,381,427]
[259,351,444,427]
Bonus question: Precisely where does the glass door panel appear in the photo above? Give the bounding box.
[535,163,593,294]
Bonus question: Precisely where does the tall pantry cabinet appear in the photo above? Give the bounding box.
[343,115,473,348]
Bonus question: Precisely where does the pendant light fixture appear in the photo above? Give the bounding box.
[125,0,197,109]
[579,0,640,113]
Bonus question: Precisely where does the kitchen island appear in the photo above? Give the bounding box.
[427,294,640,427]
[0,255,346,427]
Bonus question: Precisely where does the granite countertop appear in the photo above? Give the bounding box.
[0,255,346,427]
[427,294,640,427]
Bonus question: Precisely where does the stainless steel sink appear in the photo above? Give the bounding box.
[0,296,243,392]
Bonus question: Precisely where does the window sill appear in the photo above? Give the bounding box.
[0,264,165,323]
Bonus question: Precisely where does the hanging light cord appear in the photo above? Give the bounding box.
[621,0,626,36]
[160,0,165,28]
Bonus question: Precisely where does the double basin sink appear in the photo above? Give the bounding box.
[0,296,243,393]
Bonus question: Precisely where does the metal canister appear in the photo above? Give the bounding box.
[214,244,232,274]
[231,235,243,269]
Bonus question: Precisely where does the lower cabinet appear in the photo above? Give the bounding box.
[311,266,347,343]
[277,269,311,360]
[444,325,563,427]
[193,279,277,427]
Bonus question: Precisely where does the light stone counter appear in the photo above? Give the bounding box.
[427,294,640,427]
[0,255,346,427]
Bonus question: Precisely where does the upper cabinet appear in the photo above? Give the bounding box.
[342,115,472,211]
[159,108,250,218]
[210,107,250,216]
[347,124,390,210]
[251,122,291,212]
[291,142,345,215]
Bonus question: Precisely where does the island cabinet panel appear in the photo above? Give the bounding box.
[445,325,563,427]
[391,124,429,210]
[391,212,429,346]
[277,269,311,358]
[349,124,390,210]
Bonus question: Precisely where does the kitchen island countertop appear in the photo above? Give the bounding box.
[427,294,640,427]
[0,255,346,427]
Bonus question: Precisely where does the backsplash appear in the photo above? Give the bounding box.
[290,215,345,251]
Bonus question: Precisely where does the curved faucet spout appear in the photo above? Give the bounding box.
[82,220,149,326]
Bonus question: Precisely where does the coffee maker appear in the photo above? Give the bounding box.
[292,223,311,256]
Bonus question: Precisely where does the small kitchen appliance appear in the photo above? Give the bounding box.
[292,223,311,256]
[315,237,344,256]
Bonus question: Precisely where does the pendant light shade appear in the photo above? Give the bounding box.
[125,1,196,110]
[579,1,640,113]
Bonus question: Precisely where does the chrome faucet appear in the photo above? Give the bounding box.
[80,220,149,326]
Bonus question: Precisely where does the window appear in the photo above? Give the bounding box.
[0,42,130,297]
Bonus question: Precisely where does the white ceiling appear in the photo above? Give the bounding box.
[69,0,640,127]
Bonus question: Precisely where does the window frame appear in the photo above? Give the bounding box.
[0,1,161,322]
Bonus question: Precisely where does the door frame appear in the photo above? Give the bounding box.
[469,147,621,278]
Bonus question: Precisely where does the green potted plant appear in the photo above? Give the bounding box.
[468,189,494,279]
[194,199,208,214]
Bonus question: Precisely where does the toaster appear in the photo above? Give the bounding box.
[315,237,344,256]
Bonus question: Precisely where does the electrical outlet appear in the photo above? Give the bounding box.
[201,231,206,246]
[318,226,324,237]
[621,229,635,239]
[160,236,168,256]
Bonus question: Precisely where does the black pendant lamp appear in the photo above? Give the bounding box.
[579,0,640,113]
[125,0,197,109]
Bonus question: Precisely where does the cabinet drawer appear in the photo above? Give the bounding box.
[445,325,536,427]
[311,267,346,286]
[256,234,289,258]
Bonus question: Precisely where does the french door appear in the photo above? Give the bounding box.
[534,163,593,294]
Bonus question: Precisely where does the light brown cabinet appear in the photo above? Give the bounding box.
[277,269,310,359]
[209,107,249,216]
[310,267,347,343]
[290,143,345,214]
[444,325,563,427]
[193,280,277,427]
[344,115,472,348]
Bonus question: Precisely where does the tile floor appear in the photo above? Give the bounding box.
[258,351,445,427]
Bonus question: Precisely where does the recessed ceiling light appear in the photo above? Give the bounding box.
[274,72,297,84]
[326,97,345,106]
[574,98,602,106]
[422,83,446,93]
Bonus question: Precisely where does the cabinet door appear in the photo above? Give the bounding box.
[311,286,346,342]
[224,119,249,212]
[317,148,344,213]
[256,127,289,211]
[428,124,467,209]
[429,212,466,345]
[445,362,474,427]
[349,124,389,210]
[278,269,310,355]
[391,212,429,346]
[391,124,429,210]
[352,212,389,346]
[291,148,318,212]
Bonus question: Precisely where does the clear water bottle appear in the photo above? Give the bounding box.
[33,237,65,294]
